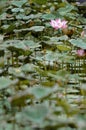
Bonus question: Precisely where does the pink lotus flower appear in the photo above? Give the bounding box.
[50,19,67,30]
[61,20,67,29]
[76,49,85,56]
[50,20,59,30]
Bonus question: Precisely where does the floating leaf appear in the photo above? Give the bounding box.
[0,13,7,20]
[58,4,75,16]
[44,50,59,61]
[8,67,25,78]
[3,40,32,56]
[29,86,52,99]
[28,26,45,32]
[0,77,18,90]
[23,40,41,49]
[21,63,36,72]
[16,14,25,19]
[11,0,27,8]
[50,35,68,42]
[57,44,71,51]
[11,8,24,13]
[42,14,56,20]
[69,38,86,49]
[48,70,69,82]
[23,104,48,123]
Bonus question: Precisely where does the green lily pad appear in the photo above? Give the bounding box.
[11,8,24,13]
[23,40,41,49]
[0,13,7,20]
[8,67,25,78]
[42,14,56,20]
[69,38,86,49]
[57,44,71,51]
[28,26,45,32]
[11,0,27,8]
[23,104,48,123]
[50,35,68,42]
[29,86,52,99]
[58,4,75,16]
[21,63,36,72]
[0,77,18,90]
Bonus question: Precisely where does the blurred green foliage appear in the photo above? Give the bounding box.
[0,0,86,130]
